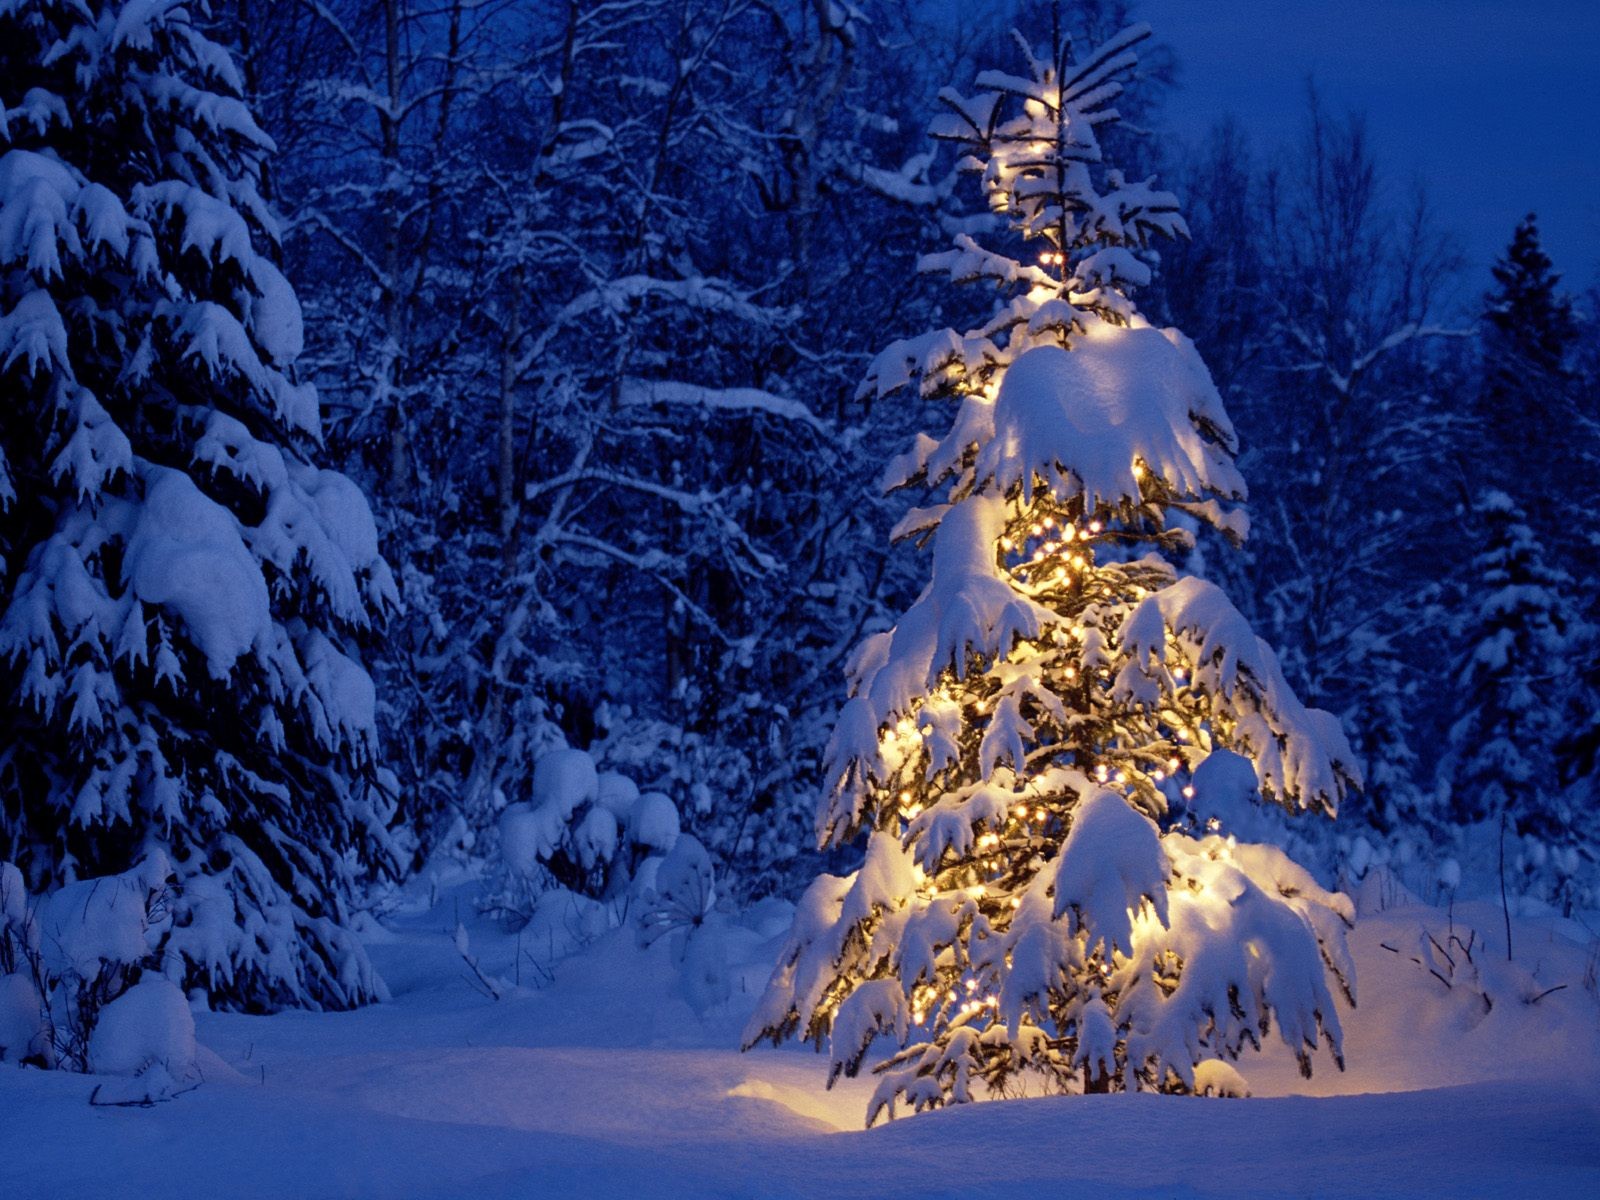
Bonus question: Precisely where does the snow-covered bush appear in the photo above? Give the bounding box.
[1,853,194,1097]
[744,24,1359,1125]
[0,0,397,1010]
[486,747,683,921]
[637,834,730,1014]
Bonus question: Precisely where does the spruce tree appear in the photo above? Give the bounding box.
[744,23,1359,1123]
[1479,214,1579,514]
[0,0,397,1009]
[1442,493,1589,902]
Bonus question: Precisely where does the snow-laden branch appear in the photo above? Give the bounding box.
[619,380,826,433]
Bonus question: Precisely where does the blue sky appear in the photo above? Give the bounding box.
[1136,0,1600,291]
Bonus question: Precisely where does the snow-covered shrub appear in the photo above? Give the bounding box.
[85,976,197,1103]
[486,747,682,922]
[637,835,730,1014]
[1,854,193,1095]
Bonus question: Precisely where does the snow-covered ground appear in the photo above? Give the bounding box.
[3,882,1597,1199]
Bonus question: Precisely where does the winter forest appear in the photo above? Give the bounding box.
[1,0,1598,1196]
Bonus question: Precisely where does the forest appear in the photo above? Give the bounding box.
[1,1,1597,1196]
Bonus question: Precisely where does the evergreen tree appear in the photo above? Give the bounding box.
[1479,215,1579,516]
[0,0,397,1009]
[1441,492,1589,902]
[744,24,1359,1123]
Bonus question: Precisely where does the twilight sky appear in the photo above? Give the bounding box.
[929,1,1600,296]
[1136,0,1600,291]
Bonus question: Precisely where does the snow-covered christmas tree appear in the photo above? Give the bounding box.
[0,0,397,1008]
[744,22,1361,1124]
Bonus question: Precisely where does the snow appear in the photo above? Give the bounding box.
[88,977,197,1079]
[595,771,640,817]
[532,747,599,817]
[976,325,1244,511]
[0,883,1594,1197]
[0,972,47,1064]
[631,792,681,853]
[36,853,171,980]
[1049,787,1169,955]
[122,466,270,677]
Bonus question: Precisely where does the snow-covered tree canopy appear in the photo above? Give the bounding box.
[745,22,1361,1125]
[0,0,397,1010]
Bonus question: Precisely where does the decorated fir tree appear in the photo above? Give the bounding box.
[0,1,397,1008]
[743,23,1361,1123]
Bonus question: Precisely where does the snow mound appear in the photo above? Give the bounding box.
[0,972,49,1064]
[89,977,197,1079]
